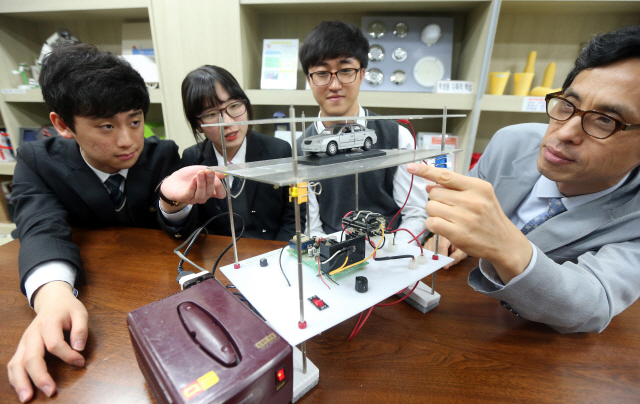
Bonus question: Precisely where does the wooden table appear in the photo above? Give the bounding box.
[1,227,639,403]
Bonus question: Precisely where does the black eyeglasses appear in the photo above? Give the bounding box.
[197,100,247,124]
[308,68,361,86]
[545,91,640,139]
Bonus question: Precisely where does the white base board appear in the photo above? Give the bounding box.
[221,236,451,346]
[292,346,319,403]
[397,280,441,313]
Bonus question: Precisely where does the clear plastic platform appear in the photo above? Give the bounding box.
[208,148,462,186]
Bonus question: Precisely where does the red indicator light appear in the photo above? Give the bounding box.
[277,367,286,382]
[313,298,324,307]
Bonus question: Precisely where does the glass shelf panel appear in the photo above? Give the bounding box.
[208,149,461,186]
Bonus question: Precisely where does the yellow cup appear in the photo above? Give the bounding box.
[513,72,534,96]
[489,71,510,95]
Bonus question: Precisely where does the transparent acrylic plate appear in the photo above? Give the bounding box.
[208,148,461,186]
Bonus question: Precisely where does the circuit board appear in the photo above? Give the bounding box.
[287,247,369,281]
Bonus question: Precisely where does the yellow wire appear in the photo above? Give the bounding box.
[329,224,384,276]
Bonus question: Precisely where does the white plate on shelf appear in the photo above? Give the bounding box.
[413,56,445,87]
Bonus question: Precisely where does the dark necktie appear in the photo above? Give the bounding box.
[105,174,125,210]
[521,198,566,235]
[231,176,244,196]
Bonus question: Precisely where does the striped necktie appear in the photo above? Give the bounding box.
[521,198,566,235]
[104,174,125,210]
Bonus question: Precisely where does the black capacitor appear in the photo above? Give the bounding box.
[355,276,368,293]
[259,258,268,267]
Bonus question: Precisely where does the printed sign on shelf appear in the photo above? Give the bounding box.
[521,96,546,112]
[260,39,299,90]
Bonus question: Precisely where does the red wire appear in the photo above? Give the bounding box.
[347,281,421,341]
[347,281,420,341]
[348,311,365,340]
[347,306,374,341]
[387,120,418,231]
[341,211,353,230]
[407,228,428,246]
[390,228,424,253]
[376,281,419,306]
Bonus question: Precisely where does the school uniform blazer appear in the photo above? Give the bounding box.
[180,131,298,241]
[12,136,181,294]
[467,123,640,333]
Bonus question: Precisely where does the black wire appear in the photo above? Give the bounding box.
[178,212,240,271]
[232,292,264,320]
[374,255,414,261]
[365,221,411,261]
[278,246,292,287]
[326,247,350,273]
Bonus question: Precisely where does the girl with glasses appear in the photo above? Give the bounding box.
[161,65,298,241]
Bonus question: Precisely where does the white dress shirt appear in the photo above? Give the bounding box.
[24,153,129,306]
[307,105,428,244]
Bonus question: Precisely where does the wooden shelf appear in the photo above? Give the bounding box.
[2,89,163,104]
[0,1,148,20]
[501,0,640,15]
[0,162,15,175]
[481,95,546,113]
[246,89,474,110]
[241,0,489,13]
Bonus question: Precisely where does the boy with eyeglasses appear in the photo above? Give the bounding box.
[297,20,428,245]
[413,25,640,333]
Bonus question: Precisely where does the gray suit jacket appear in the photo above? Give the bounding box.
[467,123,640,333]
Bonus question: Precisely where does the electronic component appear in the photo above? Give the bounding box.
[288,234,315,253]
[355,276,368,293]
[342,211,386,238]
[176,271,214,290]
[308,295,329,310]
[318,235,366,274]
[127,279,293,404]
[260,258,268,267]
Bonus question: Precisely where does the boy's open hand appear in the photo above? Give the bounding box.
[160,166,227,211]
[7,281,88,403]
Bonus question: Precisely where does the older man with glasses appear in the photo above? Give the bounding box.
[408,25,640,333]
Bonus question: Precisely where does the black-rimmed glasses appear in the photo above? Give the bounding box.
[545,91,640,139]
[197,100,247,124]
[308,68,361,86]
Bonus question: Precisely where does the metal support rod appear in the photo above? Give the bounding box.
[306,196,311,237]
[462,0,502,172]
[300,111,311,238]
[301,111,307,156]
[289,105,299,179]
[355,173,359,212]
[433,106,447,267]
[294,197,304,323]
[301,341,307,374]
[219,114,240,267]
[290,106,308,370]
[431,272,436,296]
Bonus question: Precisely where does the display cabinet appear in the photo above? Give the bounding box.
[0,0,638,172]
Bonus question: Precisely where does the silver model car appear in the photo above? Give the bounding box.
[301,123,378,156]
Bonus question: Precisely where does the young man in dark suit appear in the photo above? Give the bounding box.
[6,43,224,402]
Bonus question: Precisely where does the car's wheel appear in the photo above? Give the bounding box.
[363,137,373,151]
[326,141,338,156]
